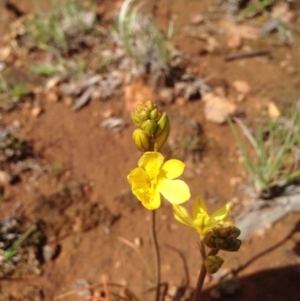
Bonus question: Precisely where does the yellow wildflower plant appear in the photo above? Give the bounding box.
[173,196,230,236]
[127,152,190,210]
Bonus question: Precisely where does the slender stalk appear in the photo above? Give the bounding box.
[192,244,218,301]
[149,210,161,301]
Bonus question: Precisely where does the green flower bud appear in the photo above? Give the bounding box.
[212,223,224,236]
[204,231,216,249]
[154,122,170,150]
[231,227,241,239]
[205,224,242,252]
[131,112,143,126]
[141,120,157,137]
[150,108,159,120]
[215,237,229,250]
[131,101,161,128]
[144,100,156,111]
[133,129,150,152]
[152,113,170,150]
[153,112,169,137]
[224,239,242,252]
[204,255,224,274]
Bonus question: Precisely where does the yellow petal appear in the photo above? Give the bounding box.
[158,179,190,204]
[194,215,216,235]
[192,196,208,219]
[127,167,148,184]
[211,204,230,221]
[173,205,195,227]
[138,152,164,175]
[134,187,161,210]
[160,159,185,179]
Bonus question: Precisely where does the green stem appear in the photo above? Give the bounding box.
[4,226,36,260]
[192,244,218,301]
[149,210,160,301]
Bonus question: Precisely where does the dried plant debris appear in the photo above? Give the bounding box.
[0,214,45,278]
[23,0,97,52]
[60,72,123,111]
[0,0,215,113]
[216,0,273,16]
[0,124,36,183]
[0,77,32,111]
[31,181,119,237]
[0,129,32,165]
[0,285,44,301]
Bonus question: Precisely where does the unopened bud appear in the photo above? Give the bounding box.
[153,113,170,150]
[133,129,150,152]
[144,100,156,111]
[150,108,159,120]
[141,120,157,137]
[231,227,241,239]
[131,112,143,126]
[131,101,160,127]
[204,231,216,249]
[205,224,242,252]
[204,255,224,274]
[225,239,242,252]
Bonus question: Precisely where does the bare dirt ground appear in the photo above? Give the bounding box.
[1,1,300,301]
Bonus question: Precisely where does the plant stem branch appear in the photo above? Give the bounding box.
[150,210,160,301]
[192,245,218,301]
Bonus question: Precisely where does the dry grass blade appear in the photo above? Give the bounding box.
[228,103,300,198]
[117,236,154,282]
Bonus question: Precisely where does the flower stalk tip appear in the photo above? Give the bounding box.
[131,101,170,152]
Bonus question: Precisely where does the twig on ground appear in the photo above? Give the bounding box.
[225,49,270,61]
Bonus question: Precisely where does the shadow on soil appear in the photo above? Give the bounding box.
[201,265,300,301]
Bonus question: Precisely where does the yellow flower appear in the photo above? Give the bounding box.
[173,196,230,236]
[127,152,190,210]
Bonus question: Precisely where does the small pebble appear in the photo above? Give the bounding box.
[0,170,13,185]
[227,36,242,50]
[42,245,55,261]
[190,14,204,25]
[232,80,250,95]
[133,237,142,247]
[63,96,73,107]
[167,285,178,297]
[46,77,61,90]
[219,273,240,295]
[267,102,280,119]
[31,106,43,117]
[46,91,59,103]
[159,88,174,104]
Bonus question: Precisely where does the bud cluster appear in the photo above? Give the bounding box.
[204,222,241,252]
[204,255,224,274]
[131,101,170,152]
